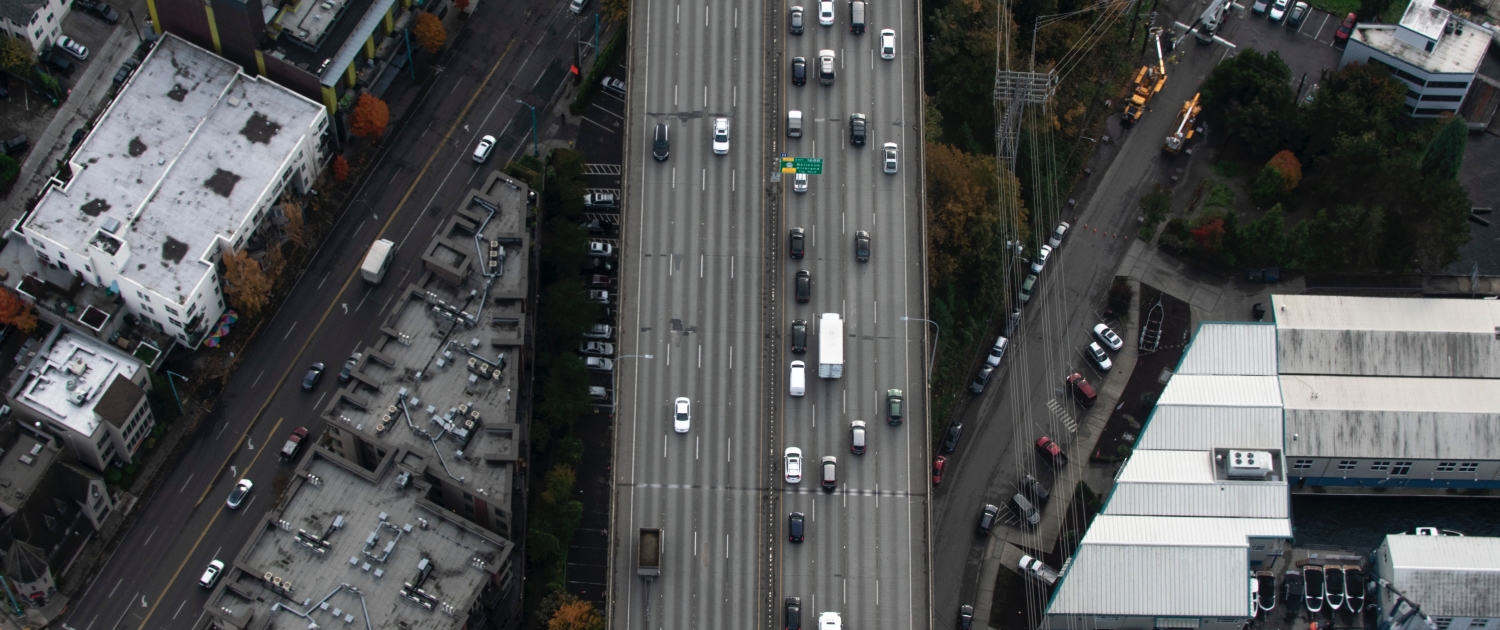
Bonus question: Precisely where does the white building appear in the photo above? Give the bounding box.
[14,33,330,349]
[1339,0,1492,117]
[1375,534,1500,630]
[4,324,154,472]
[0,0,71,55]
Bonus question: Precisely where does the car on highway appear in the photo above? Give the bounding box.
[790,361,806,396]
[1286,1,1309,28]
[1030,244,1052,274]
[1066,372,1097,406]
[1035,436,1069,466]
[795,269,811,303]
[855,231,870,261]
[712,117,730,154]
[820,456,837,491]
[786,597,803,628]
[970,364,993,394]
[1251,0,1269,13]
[932,456,947,485]
[1018,273,1038,304]
[818,0,834,25]
[791,319,808,353]
[886,389,903,425]
[652,123,670,160]
[588,241,614,257]
[792,56,807,86]
[1048,221,1070,247]
[977,503,1000,535]
[794,173,808,192]
[579,341,614,356]
[338,353,361,382]
[790,6,805,34]
[472,135,495,162]
[1088,342,1113,371]
[1268,0,1289,21]
[200,559,225,588]
[789,227,805,259]
[941,422,964,453]
[850,421,867,454]
[1334,13,1357,44]
[958,604,975,630]
[280,427,310,460]
[849,113,867,146]
[1093,323,1123,350]
[880,29,896,59]
[882,142,898,173]
[569,0,589,14]
[586,357,615,372]
[818,50,836,85]
[785,447,803,483]
[789,511,805,542]
[56,35,88,60]
[1009,493,1040,528]
[226,478,254,509]
[1020,474,1050,506]
[819,611,842,630]
[985,336,1008,367]
[673,397,691,433]
[302,362,325,390]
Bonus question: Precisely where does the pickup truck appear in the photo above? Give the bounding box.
[1018,554,1059,585]
[1035,436,1069,467]
[280,427,309,459]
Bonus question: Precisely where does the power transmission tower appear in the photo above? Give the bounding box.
[993,4,1056,173]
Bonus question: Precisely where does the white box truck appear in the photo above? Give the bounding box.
[818,313,843,379]
[360,239,394,283]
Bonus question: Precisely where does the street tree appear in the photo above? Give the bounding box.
[0,37,34,77]
[222,249,272,317]
[1420,116,1468,181]
[0,288,38,333]
[348,94,389,138]
[1303,62,1406,158]
[332,155,350,181]
[413,13,446,54]
[281,196,306,248]
[549,599,606,630]
[602,0,629,23]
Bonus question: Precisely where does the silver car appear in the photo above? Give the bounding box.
[712,118,730,154]
[883,142,898,174]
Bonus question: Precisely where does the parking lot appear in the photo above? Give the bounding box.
[1210,0,1349,95]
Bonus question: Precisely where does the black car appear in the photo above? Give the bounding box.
[795,269,810,303]
[69,128,87,150]
[790,319,808,354]
[977,503,1000,536]
[791,57,806,86]
[849,113,867,146]
[1020,474,1050,506]
[1252,302,1267,321]
[958,604,975,630]
[652,123,669,161]
[302,362,326,390]
[45,52,74,76]
[941,423,963,453]
[2,135,29,157]
[112,58,140,87]
[789,512,805,542]
[786,597,802,630]
[76,0,121,23]
[789,227,805,259]
[854,230,870,262]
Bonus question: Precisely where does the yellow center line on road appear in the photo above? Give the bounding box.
[134,35,520,630]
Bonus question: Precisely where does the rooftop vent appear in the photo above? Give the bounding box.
[1225,450,1274,479]
[101,217,121,233]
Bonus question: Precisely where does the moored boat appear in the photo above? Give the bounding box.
[1325,565,1346,611]
[1345,566,1366,613]
[1304,564,1325,613]
[1255,571,1277,611]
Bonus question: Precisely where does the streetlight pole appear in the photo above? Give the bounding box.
[164,370,190,414]
[517,100,540,157]
[901,317,939,382]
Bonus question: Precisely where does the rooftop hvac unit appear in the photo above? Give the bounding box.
[1226,450,1274,479]
[469,410,480,422]
[387,405,398,415]
[457,403,469,415]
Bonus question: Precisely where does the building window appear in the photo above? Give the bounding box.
[1390,461,1413,476]
[1427,81,1469,89]
[1436,462,1456,472]
[58,261,68,271]
[1458,462,1479,472]
[1370,461,1390,471]
[165,305,178,316]
[168,318,180,327]
[1415,107,1458,116]
[1420,94,1463,102]
[1433,619,1452,630]
[1406,89,1421,100]
[1337,460,1357,470]
[1292,459,1313,470]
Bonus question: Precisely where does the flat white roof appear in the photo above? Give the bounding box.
[1400,0,1450,41]
[15,327,142,437]
[1084,515,1293,546]
[1350,23,1490,78]
[25,34,324,305]
[1280,374,1500,413]
[1108,451,1289,519]
[1382,534,1500,618]
[1136,405,1285,451]
[1156,374,1283,407]
[1273,295,1500,377]
[1272,295,1500,333]
[1175,323,1278,376]
[1047,545,1251,616]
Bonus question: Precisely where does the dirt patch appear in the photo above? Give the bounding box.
[1090,283,1192,462]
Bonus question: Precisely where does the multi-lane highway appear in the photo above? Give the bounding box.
[610,0,930,627]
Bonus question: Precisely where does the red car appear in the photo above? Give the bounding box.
[1334,13,1357,44]
[932,456,947,485]
[1035,436,1069,467]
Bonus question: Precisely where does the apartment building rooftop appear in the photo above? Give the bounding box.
[11,326,143,440]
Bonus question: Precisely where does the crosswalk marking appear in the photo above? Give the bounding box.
[585,164,622,175]
[1048,399,1078,433]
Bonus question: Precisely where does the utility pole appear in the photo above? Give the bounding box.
[517,100,540,157]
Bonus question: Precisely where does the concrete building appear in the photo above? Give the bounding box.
[1339,0,1493,117]
[0,0,71,55]
[4,324,153,473]
[202,171,530,630]
[12,34,329,350]
[1374,534,1500,630]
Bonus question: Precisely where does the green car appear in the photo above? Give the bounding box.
[886,389,904,425]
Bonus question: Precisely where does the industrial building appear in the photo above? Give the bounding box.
[1374,533,1500,630]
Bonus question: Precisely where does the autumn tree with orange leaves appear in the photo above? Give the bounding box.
[332,155,349,181]
[349,94,389,138]
[222,249,272,318]
[548,595,604,630]
[413,13,446,54]
[0,288,38,333]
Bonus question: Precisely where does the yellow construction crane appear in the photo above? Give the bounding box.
[1122,28,1168,127]
[1163,93,1202,154]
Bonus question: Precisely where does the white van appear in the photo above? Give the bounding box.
[788,110,803,138]
[789,360,806,396]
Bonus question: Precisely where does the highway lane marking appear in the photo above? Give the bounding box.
[676,4,679,23]
[697,343,702,366]
[700,168,705,190]
[171,599,186,620]
[179,473,195,493]
[674,84,678,105]
[314,392,327,410]
[672,167,676,188]
[108,578,122,598]
[704,4,707,25]
[142,525,158,546]
[727,437,732,461]
[732,169,736,191]
[250,370,264,388]
[85,613,98,630]
[282,321,297,339]
[623,482,922,496]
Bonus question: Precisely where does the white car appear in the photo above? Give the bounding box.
[1048,221,1070,248]
[712,118,730,154]
[56,35,89,60]
[794,173,808,193]
[1030,244,1052,274]
[819,612,843,630]
[785,447,803,483]
[601,76,626,94]
[588,241,614,257]
[200,559,225,588]
[1268,0,1289,21]
[472,135,495,163]
[985,336,1008,368]
[585,357,615,371]
[673,397,691,433]
[880,29,896,59]
[1092,323,1123,351]
[588,289,610,304]
[226,479,253,509]
[1088,342,1113,371]
[579,341,614,356]
[883,142,898,174]
[818,0,834,25]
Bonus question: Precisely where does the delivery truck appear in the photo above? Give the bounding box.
[818,313,843,379]
[360,239,394,283]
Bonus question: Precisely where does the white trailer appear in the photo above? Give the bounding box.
[818,313,843,379]
[360,239,394,283]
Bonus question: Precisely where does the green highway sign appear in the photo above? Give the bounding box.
[780,157,824,175]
